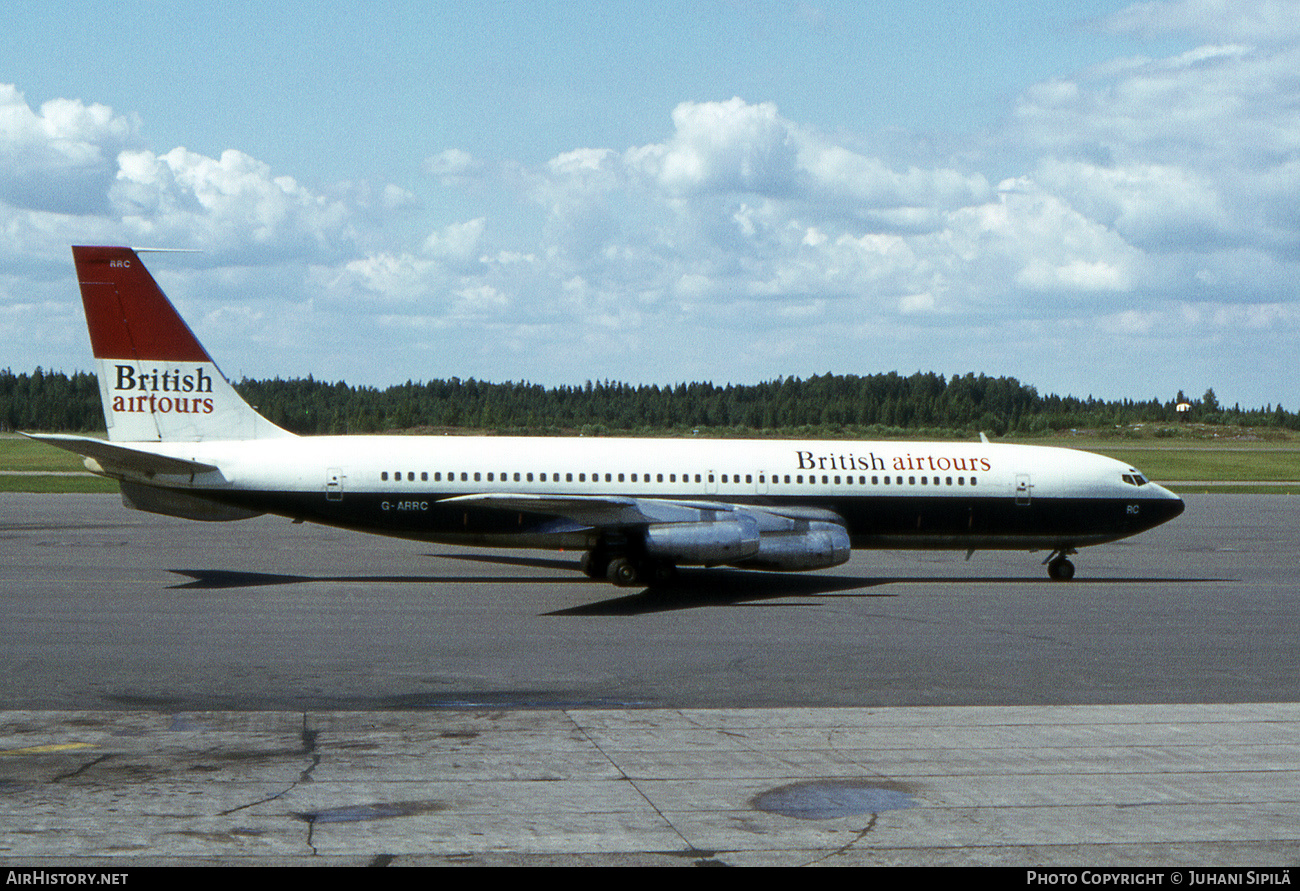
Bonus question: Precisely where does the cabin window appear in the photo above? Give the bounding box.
[618,473,625,482]
[909,476,915,485]
[872,476,879,485]
[421,472,427,481]
[945,477,952,485]
[527,473,534,482]
[834,476,841,485]
[460,472,468,481]
[971,477,977,486]
[381,472,388,481]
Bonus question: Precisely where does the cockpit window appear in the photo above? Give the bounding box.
[1121,472,1148,486]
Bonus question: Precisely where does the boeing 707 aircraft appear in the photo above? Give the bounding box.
[27,246,1184,587]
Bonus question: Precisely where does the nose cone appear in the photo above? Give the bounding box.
[1148,483,1185,526]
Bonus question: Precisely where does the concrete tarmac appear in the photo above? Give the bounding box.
[1,493,1297,865]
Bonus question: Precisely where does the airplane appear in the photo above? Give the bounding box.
[26,246,1185,587]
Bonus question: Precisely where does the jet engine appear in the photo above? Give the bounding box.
[643,513,849,571]
[734,520,851,571]
[644,515,761,564]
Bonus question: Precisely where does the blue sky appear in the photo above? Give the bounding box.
[4,1,1297,410]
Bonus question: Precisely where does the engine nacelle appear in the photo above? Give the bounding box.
[644,517,761,565]
[732,521,851,571]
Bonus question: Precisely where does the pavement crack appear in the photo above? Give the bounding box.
[299,714,321,783]
[217,713,321,819]
[566,710,698,854]
[802,813,878,866]
[52,753,111,782]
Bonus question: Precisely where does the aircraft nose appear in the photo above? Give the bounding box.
[1151,484,1185,523]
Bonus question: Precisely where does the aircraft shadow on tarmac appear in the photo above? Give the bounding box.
[167,555,1217,616]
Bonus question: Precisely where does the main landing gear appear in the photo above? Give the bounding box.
[581,548,677,588]
[1043,548,1077,581]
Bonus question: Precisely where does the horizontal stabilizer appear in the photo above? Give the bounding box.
[21,433,218,476]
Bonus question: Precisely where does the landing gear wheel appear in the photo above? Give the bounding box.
[1047,557,1075,581]
[606,557,642,587]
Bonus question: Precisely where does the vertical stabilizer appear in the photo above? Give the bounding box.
[71,246,294,442]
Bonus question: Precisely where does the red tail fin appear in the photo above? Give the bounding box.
[72,246,210,362]
[70,246,292,442]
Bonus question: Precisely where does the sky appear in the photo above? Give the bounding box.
[3,0,1298,409]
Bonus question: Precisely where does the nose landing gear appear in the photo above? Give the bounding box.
[1044,548,1077,581]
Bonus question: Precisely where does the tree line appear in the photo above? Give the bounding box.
[3,367,1296,437]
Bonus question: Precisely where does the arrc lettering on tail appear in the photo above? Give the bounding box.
[25,246,1184,589]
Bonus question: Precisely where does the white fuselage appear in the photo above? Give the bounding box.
[118,434,1183,553]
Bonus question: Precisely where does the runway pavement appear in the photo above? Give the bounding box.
[1,492,1297,865]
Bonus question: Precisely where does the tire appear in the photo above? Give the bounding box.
[1048,558,1075,581]
[606,557,641,587]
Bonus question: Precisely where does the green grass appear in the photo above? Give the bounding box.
[0,434,115,492]
[0,475,117,493]
[0,435,94,472]
[1066,445,1300,483]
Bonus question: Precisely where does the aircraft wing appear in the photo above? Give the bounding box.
[439,493,717,527]
[21,433,219,477]
[440,492,844,531]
